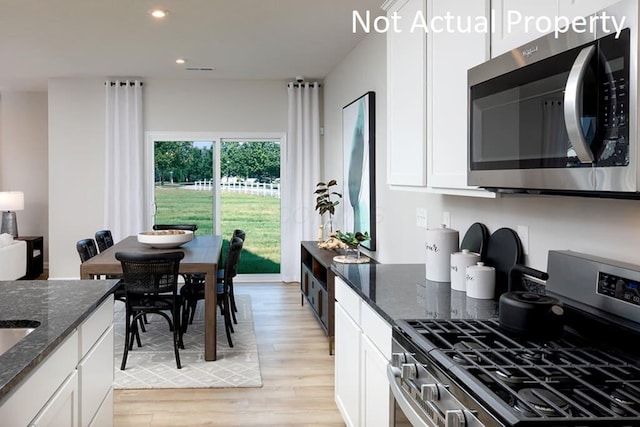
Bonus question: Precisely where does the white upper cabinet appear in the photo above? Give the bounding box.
[383,0,428,186]
[558,0,622,19]
[426,0,496,196]
[491,0,559,57]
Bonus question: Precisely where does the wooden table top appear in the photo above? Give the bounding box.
[81,235,223,276]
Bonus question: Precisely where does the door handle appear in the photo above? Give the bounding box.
[564,45,596,163]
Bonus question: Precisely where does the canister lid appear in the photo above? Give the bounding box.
[453,249,480,257]
[428,224,459,234]
[467,261,495,271]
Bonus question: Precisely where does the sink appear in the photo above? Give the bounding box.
[0,320,40,356]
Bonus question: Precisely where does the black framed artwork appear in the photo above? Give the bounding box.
[342,91,376,251]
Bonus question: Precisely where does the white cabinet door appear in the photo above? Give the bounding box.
[384,0,427,186]
[335,302,361,427]
[361,334,392,427]
[78,325,114,427]
[558,0,620,19]
[427,0,495,197]
[491,0,559,57]
[89,389,113,427]
[29,371,79,427]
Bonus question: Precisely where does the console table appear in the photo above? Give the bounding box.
[300,241,376,354]
[17,236,44,279]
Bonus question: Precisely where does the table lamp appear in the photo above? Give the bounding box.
[0,191,24,237]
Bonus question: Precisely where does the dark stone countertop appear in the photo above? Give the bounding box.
[0,279,119,403]
[331,263,498,325]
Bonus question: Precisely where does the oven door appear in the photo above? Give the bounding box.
[387,363,432,427]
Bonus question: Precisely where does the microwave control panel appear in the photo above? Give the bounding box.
[597,271,640,306]
[597,72,629,166]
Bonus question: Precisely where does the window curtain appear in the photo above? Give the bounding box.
[104,80,144,242]
[281,82,321,282]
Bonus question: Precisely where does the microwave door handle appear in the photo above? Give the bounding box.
[564,45,596,163]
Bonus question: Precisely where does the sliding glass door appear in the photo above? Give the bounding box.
[144,132,282,277]
[153,140,214,233]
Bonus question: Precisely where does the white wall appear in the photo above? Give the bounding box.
[48,78,287,279]
[0,91,49,262]
[48,79,105,279]
[324,32,640,272]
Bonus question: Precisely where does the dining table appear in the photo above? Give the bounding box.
[80,234,223,361]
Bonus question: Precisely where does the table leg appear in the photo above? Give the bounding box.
[204,268,217,361]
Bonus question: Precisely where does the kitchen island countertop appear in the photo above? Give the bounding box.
[331,263,498,325]
[0,279,119,402]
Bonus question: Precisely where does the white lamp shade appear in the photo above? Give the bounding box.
[0,191,24,211]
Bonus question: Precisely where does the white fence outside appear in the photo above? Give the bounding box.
[191,178,280,198]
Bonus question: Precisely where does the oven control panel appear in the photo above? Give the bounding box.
[597,271,640,306]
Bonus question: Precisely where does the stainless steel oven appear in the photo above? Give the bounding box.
[468,0,638,197]
[387,251,640,426]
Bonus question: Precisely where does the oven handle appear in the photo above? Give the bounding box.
[387,363,432,427]
[564,44,596,164]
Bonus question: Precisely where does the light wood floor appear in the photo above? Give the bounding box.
[114,282,345,426]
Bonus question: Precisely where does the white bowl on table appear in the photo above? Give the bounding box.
[137,230,194,248]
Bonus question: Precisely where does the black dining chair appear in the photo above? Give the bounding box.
[116,251,185,370]
[153,223,200,284]
[181,236,243,347]
[217,229,246,320]
[76,238,98,263]
[95,230,114,253]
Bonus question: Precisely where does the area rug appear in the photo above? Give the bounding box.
[113,294,262,389]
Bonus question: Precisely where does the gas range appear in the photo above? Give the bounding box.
[389,251,640,426]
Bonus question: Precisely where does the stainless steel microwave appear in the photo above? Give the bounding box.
[468,0,638,197]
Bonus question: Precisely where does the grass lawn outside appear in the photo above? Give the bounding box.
[154,186,281,273]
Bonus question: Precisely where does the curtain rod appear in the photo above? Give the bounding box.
[288,82,321,88]
[104,81,144,87]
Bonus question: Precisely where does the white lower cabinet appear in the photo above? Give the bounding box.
[30,371,79,427]
[361,334,391,427]
[335,302,361,427]
[0,296,114,427]
[335,277,391,427]
[78,298,114,427]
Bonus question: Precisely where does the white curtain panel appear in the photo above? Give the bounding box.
[104,80,144,241]
[281,82,321,282]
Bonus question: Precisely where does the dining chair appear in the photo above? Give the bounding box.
[217,229,246,320]
[181,236,243,347]
[153,223,200,285]
[115,251,185,370]
[76,238,98,262]
[95,230,114,253]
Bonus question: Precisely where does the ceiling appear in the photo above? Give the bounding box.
[0,0,384,92]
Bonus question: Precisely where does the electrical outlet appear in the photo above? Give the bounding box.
[416,208,428,228]
[517,225,529,255]
[443,211,451,228]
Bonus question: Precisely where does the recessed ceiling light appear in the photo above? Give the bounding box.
[176,58,186,64]
[150,9,168,19]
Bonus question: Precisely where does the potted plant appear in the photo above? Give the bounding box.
[335,230,370,259]
[314,180,342,239]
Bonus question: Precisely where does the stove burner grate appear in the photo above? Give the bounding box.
[400,318,640,423]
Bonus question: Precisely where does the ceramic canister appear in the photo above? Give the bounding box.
[425,224,459,282]
[466,262,496,299]
[450,249,481,292]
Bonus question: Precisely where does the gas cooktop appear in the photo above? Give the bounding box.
[389,251,640,426]
[398,318,640,424]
